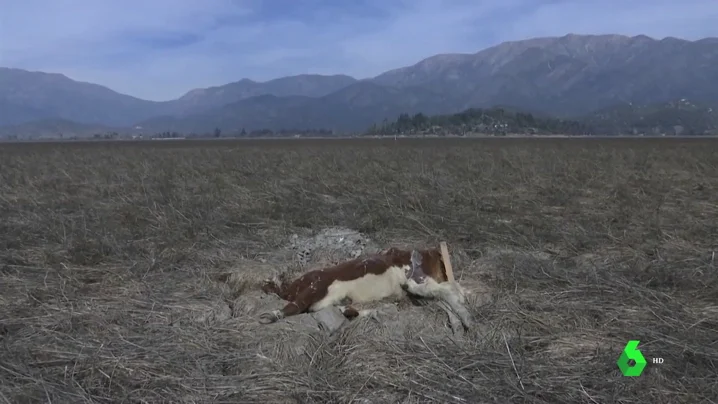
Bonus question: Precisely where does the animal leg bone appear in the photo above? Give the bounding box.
[404,275,474,331]
[437,300,464,335]
[258,286,316,324]
[439,282,474,331]
[258,309,284,324]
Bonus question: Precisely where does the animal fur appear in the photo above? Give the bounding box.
[259,247,473,329]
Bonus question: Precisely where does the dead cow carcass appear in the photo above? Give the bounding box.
[259,247,473,329]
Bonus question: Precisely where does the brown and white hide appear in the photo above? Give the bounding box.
[259,247,473,329]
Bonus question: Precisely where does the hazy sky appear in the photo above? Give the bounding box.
[2,0,717,101]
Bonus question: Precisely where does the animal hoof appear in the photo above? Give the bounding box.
[258,312,278,324]
[458,315,474,332]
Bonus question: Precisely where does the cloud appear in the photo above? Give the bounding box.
[1,0,717,101]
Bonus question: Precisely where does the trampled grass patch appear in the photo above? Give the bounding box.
[1,137,717,403]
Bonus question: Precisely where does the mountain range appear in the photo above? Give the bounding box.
[2,33,718,137]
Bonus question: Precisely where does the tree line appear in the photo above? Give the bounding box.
[366,108,590,136]
[367,105,718,136]
[181,127,336,139]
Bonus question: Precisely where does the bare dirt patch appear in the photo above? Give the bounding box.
[1,137,717,403]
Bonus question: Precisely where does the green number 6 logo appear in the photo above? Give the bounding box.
[617,340,647,376]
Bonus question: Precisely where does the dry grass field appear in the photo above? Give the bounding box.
[1,137,717,403]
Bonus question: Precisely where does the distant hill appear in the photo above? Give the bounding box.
[0,69,359,128]
[0,99,49,125]
[0,68,167,127]
[6,99,714,139]
[372,34,718,118]
[172,74,358,115]
[0,118,124,139]
[138,82,453,134]
[3,33,718,135]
